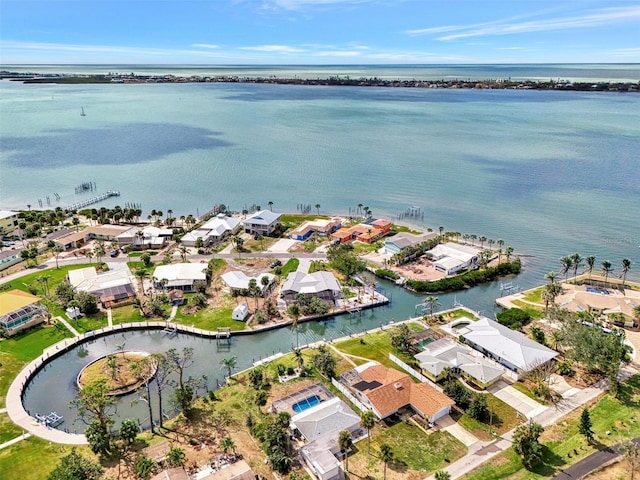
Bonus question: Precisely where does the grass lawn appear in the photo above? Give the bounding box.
[444,308,480,321]
[128,251,158,257]
[462,375,640,480]
[456,394,519,440]
[350,422,466,478]
[1,264,93,297]
[280,258,300,276]
[334,324,423,369]
[521,287,544,305]
[510,300,544,319]
[72,311,108,333]
[172,304,245,331]
[279,214,330,229]
[0,435,96,480]
[244,236,278,252]
[0,414,24,443]
[110,305,147,324]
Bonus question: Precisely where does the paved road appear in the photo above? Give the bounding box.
[552,437,640,480]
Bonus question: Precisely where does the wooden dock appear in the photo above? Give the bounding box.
[64,190,120,211]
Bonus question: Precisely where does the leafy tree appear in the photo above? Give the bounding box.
[86,420,111,455]
[312,345,336,379]
[74,291,99,315]
[496,308,531,330]
[434,471,452,480]
[529,325,546,345]
[380,443,394,480]
[512,421,544,468]
[360,410,376,452]
[220,435,236,454]
[443,380,470,409]
[72,379,115,454]
[390,323,412,353]
[174,384,194,417]
[47,448,103,480]
[119,418,140,445]
[220,356,237,378]
[338,430,353,472]
[56,281,76,308]
[166,445,186,467]
[135,455,157,480]
[467,393,489,421]
[579,408,594,443]
[255,389,268,406]
[140,252,152,267]
[248,368,265,389]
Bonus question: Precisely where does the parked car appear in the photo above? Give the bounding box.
[270,259,282,268]
[109,249,120,257]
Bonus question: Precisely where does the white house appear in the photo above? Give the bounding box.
[458,317,559,378]
[232,304,249,321]
[67,267,136,307]
[117,226,173,250]
[243,210,281,236]
[428,242,481,275]
[152,263,207,292]
[221,271,275,293]
[280,271,341,304]
[181,214,241,247]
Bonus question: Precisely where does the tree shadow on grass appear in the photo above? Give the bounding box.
[615,376,640,407]
[530,445,567,477]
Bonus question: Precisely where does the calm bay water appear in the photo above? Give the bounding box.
[3,64,639,432]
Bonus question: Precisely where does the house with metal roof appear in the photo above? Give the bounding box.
[289,218,342,241]
[280,271,341,304]
[384,231,438,254]
[221,271,275,292]
[0,290,48,336]
[415,338,504,389]
[243,210,281,236]
[427,242,481,275]
[458,317,559,378]
[152,263,207,292]
[181,214,241,247]
[67,267,136,307]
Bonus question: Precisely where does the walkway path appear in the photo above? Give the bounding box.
[488,380,548,418]
[437,415,480,447]
[54,315,80,337]
[0,432,32,450]
[107,308,113,327]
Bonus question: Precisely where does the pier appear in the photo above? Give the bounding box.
[64,191,120,211]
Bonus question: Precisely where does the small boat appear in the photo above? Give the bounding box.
[80,107,86,117]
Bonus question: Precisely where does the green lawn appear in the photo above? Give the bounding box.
[110,305,147,324]
[510,300,544,320]
[1,264,92,297]
[521,287,544,305]
[362,422,466,474]
[0,324,72,362]
[456,394,519,440]
[72,312,109,333]
[334,324,423,369]
[0,414,24,443]
[280,258,300,276]
[462,375,640,480]
[0,435,96,480]
[172,304,245,331]
[279,214,330,229]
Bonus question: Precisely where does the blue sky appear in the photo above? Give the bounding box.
[1,0,639,64]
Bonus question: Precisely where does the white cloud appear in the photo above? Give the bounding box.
[406,6,640,41]
[315,50,362,56]
[192,44,220,49]
[240,44,305,52]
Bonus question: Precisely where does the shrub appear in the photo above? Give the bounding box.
[496,308,531,330]
[375,268,400,280]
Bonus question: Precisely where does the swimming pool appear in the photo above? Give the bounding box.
[292,395,323,413]
[586,287,610,295]
[415,338,435,350]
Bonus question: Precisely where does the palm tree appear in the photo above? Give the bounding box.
[53,245,63,269]
[505,246,514,261]
[380,443,394,480]
[423,295,440,319]
[586,255,596,282]
[268,201,274,212]
[550,330,563,351]
[179,245,188,262]
[470,234,477,246]
[571,253,583,281]
[220,356,237,379]
[545,271,558,284]
[260,274,271,297]
[134,268,149,295]
[315,203,321,215]
[560,256,573,282]
[601,260,614,286]
[621,258,632,286]
[293,347,304,371]
[360,410,376,452]
[289,304,301,348]
[338,430,353,472]
[220,435,236,454]
[497,239,504,262]
[136,230,145,250]
[479,236,487,248]
[248,278,260,309]
[357,203,363,216]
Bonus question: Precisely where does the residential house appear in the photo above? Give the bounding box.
[289,218,343,241]
[457,317,559,379]
[384,231,438,255]
[55,225,130,251]
[292,397,361,480]
[280,271,342,304]
[152,263,207,292]
[330,223,385,244]
[428,242,481,275]
[0,290,48,336]
[0,249,21,272]
[341,362,454,422]
[415,338,504,389]
[181,214,241,247]
[67,267,136,307]
[117,225,173,250]
[243,210,281,236]
[221,271,275,293]
[0,210,19,236]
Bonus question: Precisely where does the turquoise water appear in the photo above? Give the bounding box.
[292,394,323,413]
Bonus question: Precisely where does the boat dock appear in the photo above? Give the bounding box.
[64,190,120,211]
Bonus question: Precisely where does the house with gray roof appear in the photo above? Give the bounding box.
[458,317,558,378]
[415,338,504,389]
[221,271,275,292]
[280,271,341,304]
[384,231,438,254]
[152,263,207,292]
[243,210,281,236]
[181,214,241,247]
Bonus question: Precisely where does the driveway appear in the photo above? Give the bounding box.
[489,380,548,418]
[267,238,298,253]
[437,415,479,447]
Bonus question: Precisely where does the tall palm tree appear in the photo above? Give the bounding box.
[571,253,583,281]
[497,239,504,261]
[560,256,573,282]
[134,268,149,295]
[479,236,487,248]
[289,304,301,348]
[315,203,321,215]
[220,356,237,378]
[293,347,304,371]
[268,201,274,211]
[360,410,376,452]
[424,295,440,319]
[505,246,514,262]
[601,261,614,286]
[545,271,558,284]
[469,234,477,246]
[621,258,632,286]
[338,430,353,472]
[53,245,63,269]
[357,203,363,216]
[380,443,394,480]
[586,256,596,282]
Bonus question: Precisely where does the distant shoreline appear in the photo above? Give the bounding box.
[2,71,638,92]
